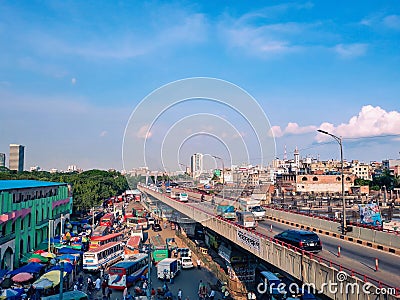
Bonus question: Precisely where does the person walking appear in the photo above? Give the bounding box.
[123,286,128,299]
[197,258,201,270]
[177,288,182,300]
[209,289,215,300]
[95,277,101,291]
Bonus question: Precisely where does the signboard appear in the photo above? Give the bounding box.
[214,169,221,177]
[359,203,382,226]
[236,228,260,252]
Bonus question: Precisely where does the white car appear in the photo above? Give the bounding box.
[147,217,155,226]
[179,193,189,202]
[180,257,194,269]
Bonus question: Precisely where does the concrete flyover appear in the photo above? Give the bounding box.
[139,185,399,300]
[174,188,400,255]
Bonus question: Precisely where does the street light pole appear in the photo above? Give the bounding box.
[317,129,346,235]
[212,155,225,201]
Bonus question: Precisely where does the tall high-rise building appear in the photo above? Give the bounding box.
[0,153,5,168]
[9,144,25,172]
[190,153,203,178]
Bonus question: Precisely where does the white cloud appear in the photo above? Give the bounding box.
[334,43,368,58]
[360,13,400,31]
[137,125,153,139]
[71,77,77,85]
[100,130,107,137]
[383,15,400,30]
[270,123,316,138]
[316,105,400,142]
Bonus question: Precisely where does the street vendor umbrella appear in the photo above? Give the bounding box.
[12,272,33,283]
[41,252,56,258]
[0,288,18,299]
[0,277,12,289]
[28,258,44,263]
[34,250,45,254]
[33,278,54,289]
[22,253,48,264]
[58,254,78,261]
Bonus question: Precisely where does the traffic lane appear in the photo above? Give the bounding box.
[258,220,400,287]
[187,201,400,286]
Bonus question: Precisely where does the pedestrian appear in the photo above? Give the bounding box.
[169,271,174,284]
[209,289,215,300]
[126,292,134,300]
[106,286,112,300]
[177,288,182,300]
[197,258,201,270]
[73,282,78,291]
[151,288,156,300]
[95,277,101,291]
[123,286,128,299]
[143,280,148,290]
[101,280,107,296]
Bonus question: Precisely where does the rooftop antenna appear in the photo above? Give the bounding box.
[284,145,287,161]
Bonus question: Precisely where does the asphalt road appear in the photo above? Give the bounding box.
[185,198,400,289]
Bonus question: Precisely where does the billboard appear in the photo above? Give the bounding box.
[359,203,382,226]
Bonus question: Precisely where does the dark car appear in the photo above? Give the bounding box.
[274,230,322,253]
[152,223,162,232]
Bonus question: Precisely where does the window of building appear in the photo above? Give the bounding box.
[11,221,15,234]
[302,177,307,181]
[336,177,341,181]
[312,177,318,181]
[346,177,351,181]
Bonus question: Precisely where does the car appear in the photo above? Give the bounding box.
[147,217,155,226]
[274,230,322,253]
[179,193,188,202]
[152,223,162,232]
[180,257,194,269]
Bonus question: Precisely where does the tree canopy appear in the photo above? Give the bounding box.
[0,170,138,211]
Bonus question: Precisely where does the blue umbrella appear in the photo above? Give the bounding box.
[58,254,78,261]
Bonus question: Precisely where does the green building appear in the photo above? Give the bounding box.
[0,180,72,269]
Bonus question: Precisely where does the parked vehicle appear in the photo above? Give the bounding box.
[274,230,322,253]
[157,258,180,279]
[257,271,286,299]
[147,217,155,226]
[83,241,124,271]
[180,257,194,269]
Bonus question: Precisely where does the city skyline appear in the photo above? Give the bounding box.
[1,1,400,170]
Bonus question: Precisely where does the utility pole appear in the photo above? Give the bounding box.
[59,261,64,300]
[92,207,95,228]
[146,243,152,299]
[317,129,346,235]
[212,155,225,201]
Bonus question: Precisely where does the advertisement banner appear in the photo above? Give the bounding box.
[359,203,382,226]
[237,229,260,252]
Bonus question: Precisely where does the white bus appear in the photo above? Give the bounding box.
[83,241,124,271]
[236,211,257,229]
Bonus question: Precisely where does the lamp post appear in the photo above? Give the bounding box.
[317,129,346,235]
[212,155,225,201]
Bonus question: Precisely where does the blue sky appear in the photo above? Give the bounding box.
[1,1,400,171]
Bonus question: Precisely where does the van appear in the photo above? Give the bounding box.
[157,258,180,279]
[258,271,286,299]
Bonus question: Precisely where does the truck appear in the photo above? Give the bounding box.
[157,258,180,279]
[216,202,236,220]
[239,199,265,220]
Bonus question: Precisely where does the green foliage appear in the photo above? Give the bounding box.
[0,169,135,211]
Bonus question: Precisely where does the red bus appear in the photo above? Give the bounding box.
[89,232,124,250]
[100,213,114,227]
